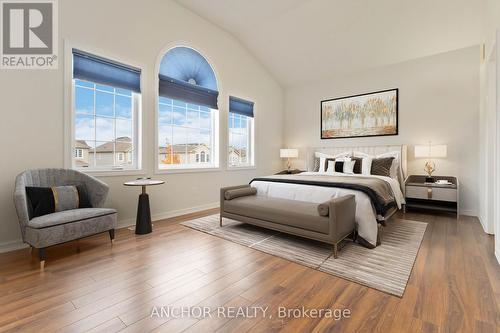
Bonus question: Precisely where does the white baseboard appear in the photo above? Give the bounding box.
[496,248,500,266]
[460,209,477,217]
[0,239,29,254]
[477,215,495,235]
[117,202,219,229]
[0,203,219,254]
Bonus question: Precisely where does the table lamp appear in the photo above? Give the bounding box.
[414,142,447,183]
[280,148,298,173]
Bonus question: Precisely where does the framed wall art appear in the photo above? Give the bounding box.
[321,88,398,139]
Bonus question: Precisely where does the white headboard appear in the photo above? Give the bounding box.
[306,145,408,189]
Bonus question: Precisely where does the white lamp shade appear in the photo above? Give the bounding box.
[414,145,447,158]
[280,148,298,158]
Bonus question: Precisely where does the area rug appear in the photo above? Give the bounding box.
[181,214,427,297]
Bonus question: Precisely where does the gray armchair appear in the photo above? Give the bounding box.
[13,169,117,269]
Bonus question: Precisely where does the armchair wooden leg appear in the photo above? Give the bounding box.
[109,229,115,244]
[219,215,222,227]
[333,243,338,259]
[39,248,46,270]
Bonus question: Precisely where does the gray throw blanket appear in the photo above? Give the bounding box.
[250,174,396,216]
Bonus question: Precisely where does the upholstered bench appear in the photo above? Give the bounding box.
[220,185,356,258]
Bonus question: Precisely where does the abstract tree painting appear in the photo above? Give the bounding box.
[321,89,398,139]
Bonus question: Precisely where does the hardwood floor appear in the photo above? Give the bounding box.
[0,209,498,332]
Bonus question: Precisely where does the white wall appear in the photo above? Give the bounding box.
[284,46,480,216]
[480,0,500,261]
[0,0,284,250]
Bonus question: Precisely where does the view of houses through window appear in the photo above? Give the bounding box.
[228,112,253,167]
[158,97,215,169]
[73,79,138,170]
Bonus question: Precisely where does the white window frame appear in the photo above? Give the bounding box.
[227,107,255,170]
[71,79,141,172]
[63,41,145,177]
[156,97,219,172]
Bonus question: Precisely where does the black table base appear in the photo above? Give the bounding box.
[135,193,152,235]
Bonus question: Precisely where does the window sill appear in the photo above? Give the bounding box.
[155,166,221,175]
[76,169,146,177]
[226,165,257,171]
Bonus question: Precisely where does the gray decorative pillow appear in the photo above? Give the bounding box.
[52,186,80,212]
[313,157,320,172]
[370,157,395,177]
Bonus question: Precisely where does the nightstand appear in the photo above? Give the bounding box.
[275,169,304,175]
[404,175,459,219]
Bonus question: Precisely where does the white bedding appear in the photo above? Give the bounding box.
[250,172,405,247]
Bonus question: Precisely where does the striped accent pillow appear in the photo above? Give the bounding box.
[26,185,92,219]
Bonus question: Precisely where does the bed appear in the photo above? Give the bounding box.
[250,145,407,248]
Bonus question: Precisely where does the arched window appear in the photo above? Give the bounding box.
[157,46,218,170]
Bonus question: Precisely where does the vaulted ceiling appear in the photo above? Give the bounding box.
[175,0,482,87]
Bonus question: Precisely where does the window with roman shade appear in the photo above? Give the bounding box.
[157,46,219,170]
[71,49,142,171]
[228,96,255,167]
[73,49,141,93]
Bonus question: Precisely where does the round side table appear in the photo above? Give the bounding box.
[124,179,165,235]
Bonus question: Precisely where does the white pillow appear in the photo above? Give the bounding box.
[326,160,335,173]
[335,157,355,174]
[353,152,373,175]
[315,151,350,173]
[363,157,373,175]
[343,160,355,174]
[326,158,355,174]
[318,157,327,173]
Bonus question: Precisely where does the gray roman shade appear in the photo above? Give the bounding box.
[229,96,254,118]
[158,74,219,109]
[73,49,141,93]
[158,47,219,109]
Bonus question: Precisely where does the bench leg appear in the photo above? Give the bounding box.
[39,248,46,270]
